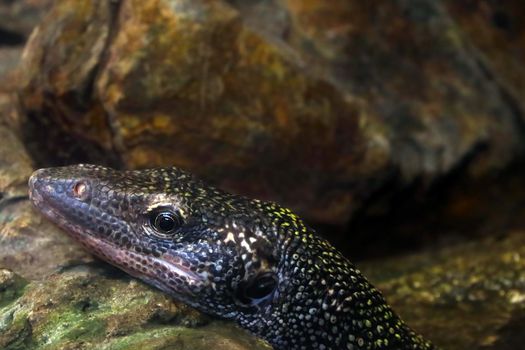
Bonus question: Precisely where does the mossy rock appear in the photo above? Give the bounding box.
[0,265,271,350]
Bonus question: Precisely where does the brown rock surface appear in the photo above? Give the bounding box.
[0,123,92,280]
[15,0,376,225]
[0,47,23,86]
[362,230,525,350]
[0,265,271,350]
[0,122,33,197]
[445,0,525,115]
[0,0,52,38]
[1,1,524,348]
[13,0,525,231]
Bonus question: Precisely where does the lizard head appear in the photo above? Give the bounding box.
[29,164,287,323]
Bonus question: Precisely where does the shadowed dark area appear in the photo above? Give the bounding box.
[0,27,25,46]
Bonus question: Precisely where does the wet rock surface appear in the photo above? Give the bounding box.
[0,123,32,197]
[0,265,271,350]
[362,230,525,350]
[0,120,92,280]
[0,1,525,349]
[0,197,94,281]
[15,0,374,226]
[0,47,23,84]
[445,0,525,114]
[14,0,525,230]
[0,0,52,39]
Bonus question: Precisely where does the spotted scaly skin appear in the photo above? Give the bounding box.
[28,164,436,350]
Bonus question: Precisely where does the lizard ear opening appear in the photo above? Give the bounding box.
[237,272,278,306]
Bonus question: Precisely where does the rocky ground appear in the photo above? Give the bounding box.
[1,1,525,349]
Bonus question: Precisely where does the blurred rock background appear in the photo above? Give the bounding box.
[1,0,525,349]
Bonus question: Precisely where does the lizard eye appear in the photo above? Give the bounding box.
[149,210,183,235]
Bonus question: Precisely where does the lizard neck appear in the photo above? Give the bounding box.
[241,212,435,350]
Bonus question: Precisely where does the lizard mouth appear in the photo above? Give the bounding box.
[29,171,207,298]
[71,226,207,298]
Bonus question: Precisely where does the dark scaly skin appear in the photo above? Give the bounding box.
[28,164,436,350]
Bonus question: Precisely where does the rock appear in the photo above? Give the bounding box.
[0,47,23,86]
[0,269,27,307]
[445,0,525,117]
[15,0,379,226]
[0,265,271,350]
[234,0,525,178]
[0,18,94,279]
[13,0,525,230]
[0,0,52,40]
[0,121,93,280]
[2,1,524,347]
[0,123,33,198]
[361,230,525,350]
[0,198,96,281]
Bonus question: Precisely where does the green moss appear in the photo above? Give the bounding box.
[34,307,107,347]
[99,325,271,350]
[99,327,188,350]
[0,304,33,350]
[0,271,28,309]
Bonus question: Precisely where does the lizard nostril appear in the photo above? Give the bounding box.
[73,181,88,198]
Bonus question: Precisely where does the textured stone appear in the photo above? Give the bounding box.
[0,124,33,197]
[0,122,92,280]
[362,230,525,350]
[3,2,524,347]
[14,0,525,229]
[0,198,96,280]
[0,265,271,350]
[445,0,525,119]
[0,0,52,39]
[0,47,23,86]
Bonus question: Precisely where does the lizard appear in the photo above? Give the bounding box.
[28,164,436,350]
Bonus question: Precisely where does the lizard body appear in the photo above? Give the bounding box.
[29,164,435,350]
